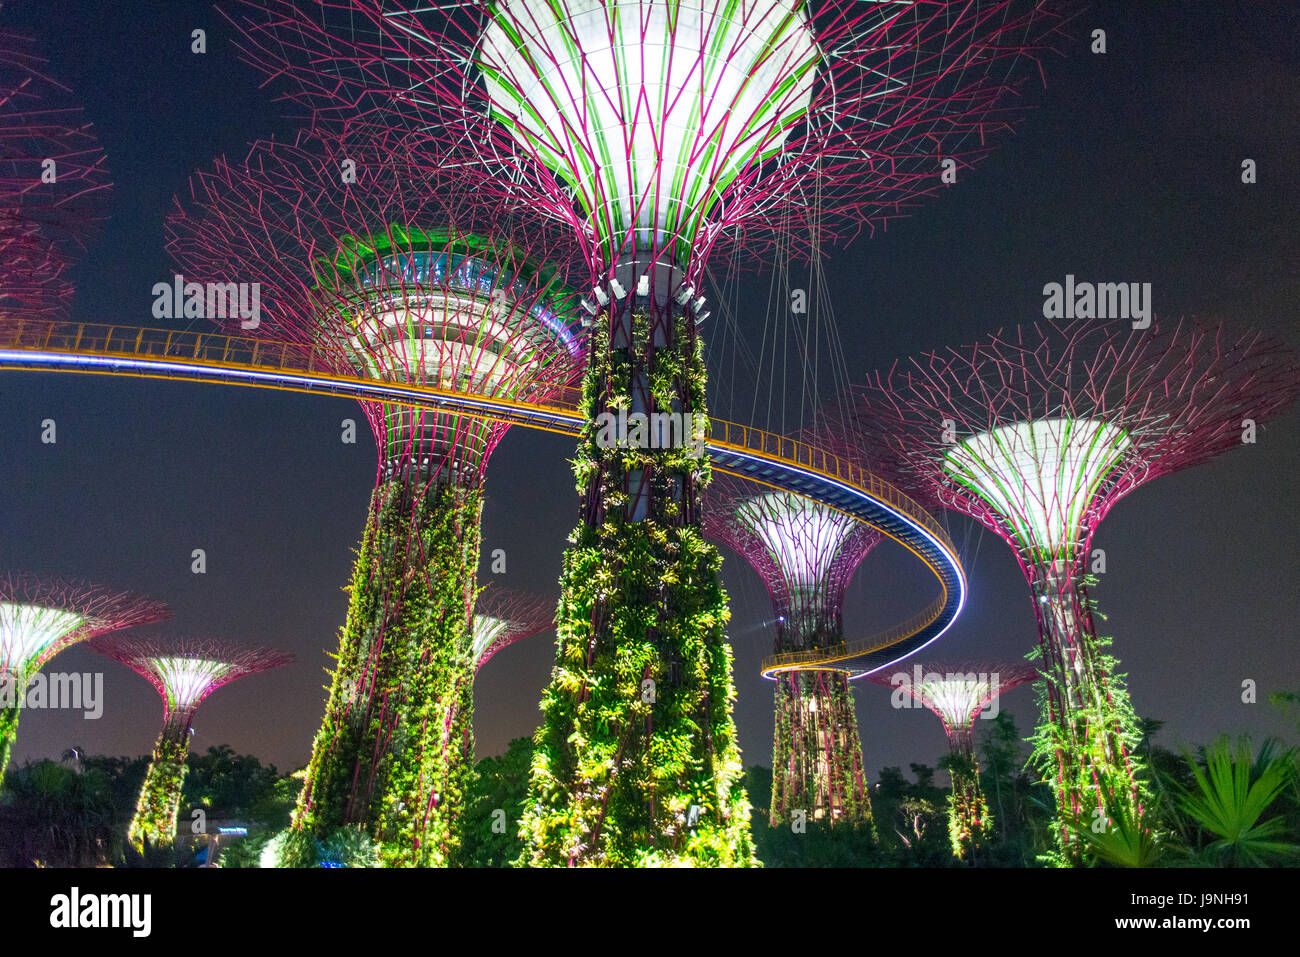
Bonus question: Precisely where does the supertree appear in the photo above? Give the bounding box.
[472,588,554,674]
[0,573,168,787]
[868,660,1036,859]
[704,477,880,829]
[0,31,110,321]
[90,635,292,849]
[851,318,1300,858]
[224,0,1067,865]
[166,124,583,865]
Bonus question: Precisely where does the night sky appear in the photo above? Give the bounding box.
[1,1,1297,788]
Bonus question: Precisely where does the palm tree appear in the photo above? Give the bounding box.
[1063,789,1167,867]
[1180,736,1299,867]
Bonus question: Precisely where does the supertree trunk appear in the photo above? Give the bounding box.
[1028,562,1143,858]
[944,728,990,861]
[128,714,191,850]
[521,262,754,867]
[771,670,872,831]
[0,578,170,790]
[704,483,880,833]
[0,695,20,785]
[294,447,481,867]
[1,666,27,784]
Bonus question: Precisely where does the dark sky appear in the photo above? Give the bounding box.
[1,1,1297,785]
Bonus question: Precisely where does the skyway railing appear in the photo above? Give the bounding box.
[0,320,964,676]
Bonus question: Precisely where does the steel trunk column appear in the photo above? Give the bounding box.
[523,256,755,866]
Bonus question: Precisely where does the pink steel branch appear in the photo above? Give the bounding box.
[869,661,1038,756]
[473,588,554,673]
[166,123,585,484]
[854,318,1300,587]
[90,634,293,738]
[221,0,1071,276]
[0,31,110,319]
[0,571,170,677]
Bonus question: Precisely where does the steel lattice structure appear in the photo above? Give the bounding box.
[222,0,1065,865]
[91,634,292,849]
[224,0,1069,271]
[0,572,168,786]
[472,588,554,673]
[167,125,583,484]
[167,124,583,866]
[872,661,1038,755]
[869,660,1036,858]
[0,31,110,320]
[705,476,879,827]
[852,317,1300,856]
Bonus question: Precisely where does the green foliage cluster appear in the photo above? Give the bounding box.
[461,737,534,867]
[292,476,481,867]
[938,749,990,860]
[521,309,755,866]
[183,743,284,820]
[976,712,1058,865]
[746,766,879,866]
[1027,575,1148,863]
[0,746,300,867]
[871,764,956,866]
[259,823,381,868]
[216,773,302,868]
[1060,732,1300,868]
[321,825,382,867]
[2,727,1294,868]
[770,672,873,830]
[181,744,296,868]
[0,702,19,788]
[127,729,190,850]
[0,758,123,866]
[1177,736,1299,866]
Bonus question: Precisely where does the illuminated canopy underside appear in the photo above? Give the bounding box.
[331,244,579,469]
[341,249,577,390]
[735,491,858,587]
[471,614,511,665]
[943,418,1131,559]
[477,0,820,250]
[0,602,86,674]
[909,673,998,730]
[148,656,233,714]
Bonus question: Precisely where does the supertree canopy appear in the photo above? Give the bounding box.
[704,478,880,828]
[852,318,1300,858]
[90,635,292,850]
[869,661,1036,859]
[0,31,110,320]
[472,588,554,674]
[224,0,1065,865]
[167,125,582,866]
[0,573,168,787]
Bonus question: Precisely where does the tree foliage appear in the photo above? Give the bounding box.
[1179,735,1299,867]
[461,736,534,867]
[293,478,482,867]
[521,312,754,866]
